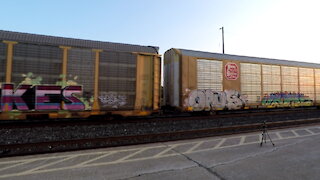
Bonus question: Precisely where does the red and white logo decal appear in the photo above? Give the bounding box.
[225,63,238,80]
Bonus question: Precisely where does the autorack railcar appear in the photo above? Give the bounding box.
[164,48,320,111]
[0,30,161,120]
[1,30,320,121]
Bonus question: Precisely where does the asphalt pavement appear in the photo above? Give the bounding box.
[1,124,320,180]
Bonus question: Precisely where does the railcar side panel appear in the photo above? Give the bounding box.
[99,51,137,111]
[165,48,320,112]
[0,30,160,120]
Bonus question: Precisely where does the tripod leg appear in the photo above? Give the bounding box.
[266,130,275,146]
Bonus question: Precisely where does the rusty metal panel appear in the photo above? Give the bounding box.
[98,51,136,110]
[12,43,62,85]
[180,55,198,107]
[153,56,161,110]
[135,55,154,110]
[281,66,298,92]
[240,63,261,103]
[197,59,223,91]
[0,42,5,82]
[188,57,197,91]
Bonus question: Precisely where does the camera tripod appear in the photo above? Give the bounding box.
[260,121,275,147]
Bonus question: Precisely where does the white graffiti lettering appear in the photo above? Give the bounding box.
[185,89,247,111]
[99,92,127,108]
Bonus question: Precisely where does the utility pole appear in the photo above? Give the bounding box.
[220,26,225,54]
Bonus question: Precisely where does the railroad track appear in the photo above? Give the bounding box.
[1,108,320,157]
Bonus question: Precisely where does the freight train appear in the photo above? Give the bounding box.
[0,30,319,120]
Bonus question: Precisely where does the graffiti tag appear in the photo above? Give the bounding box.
[185,89,247,111]
[99,92,127,108]
[262,92,313,107]
[0,83,85,111]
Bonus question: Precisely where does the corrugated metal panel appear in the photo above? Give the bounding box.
[197,59,222,90]
[67,48,95,106]
[299,68,314,100]
[98,51,136,110]
[315,69,320,86]
[0,30,158,54]
[240,63,261,103]
[316,69,320,102]
[0,42,5,82]
[12,43,62,85]
[262,65,281,95]
[281,66,298,92]
[177,48,320,69]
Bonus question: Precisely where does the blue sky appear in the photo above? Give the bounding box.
[1,0,319,63]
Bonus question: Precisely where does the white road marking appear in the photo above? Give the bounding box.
[114,148,148,162]
[21,155,78,174]
[291,130,300,137]
[185,141,203,153]
[0,145,166,165]
[0,160,36,172]
[275,132,283,139]
[239,136,246,145]
[154,145,178,157]
[258,134,263,142]
[74,152,117,167]
[213,138,226,149]
[305,128,316,134]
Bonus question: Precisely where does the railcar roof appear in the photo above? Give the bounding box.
[0,30,159,54]
[176,48,320,69]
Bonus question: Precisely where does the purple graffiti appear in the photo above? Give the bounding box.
[0,84,85,111]
[1,84,31,111]
[62,86,85,110]
[35,85,61,110]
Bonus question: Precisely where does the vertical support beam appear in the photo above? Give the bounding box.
[92,49,102,111]
[260,64,263,105]
[59,46,71,82]
[313,69,316,103]
[153,56,160,110]
[3,41,18,83]
[59,46,71,110]
[135,55,144,110]
[298,67,300,93]
[280,66,283,92]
